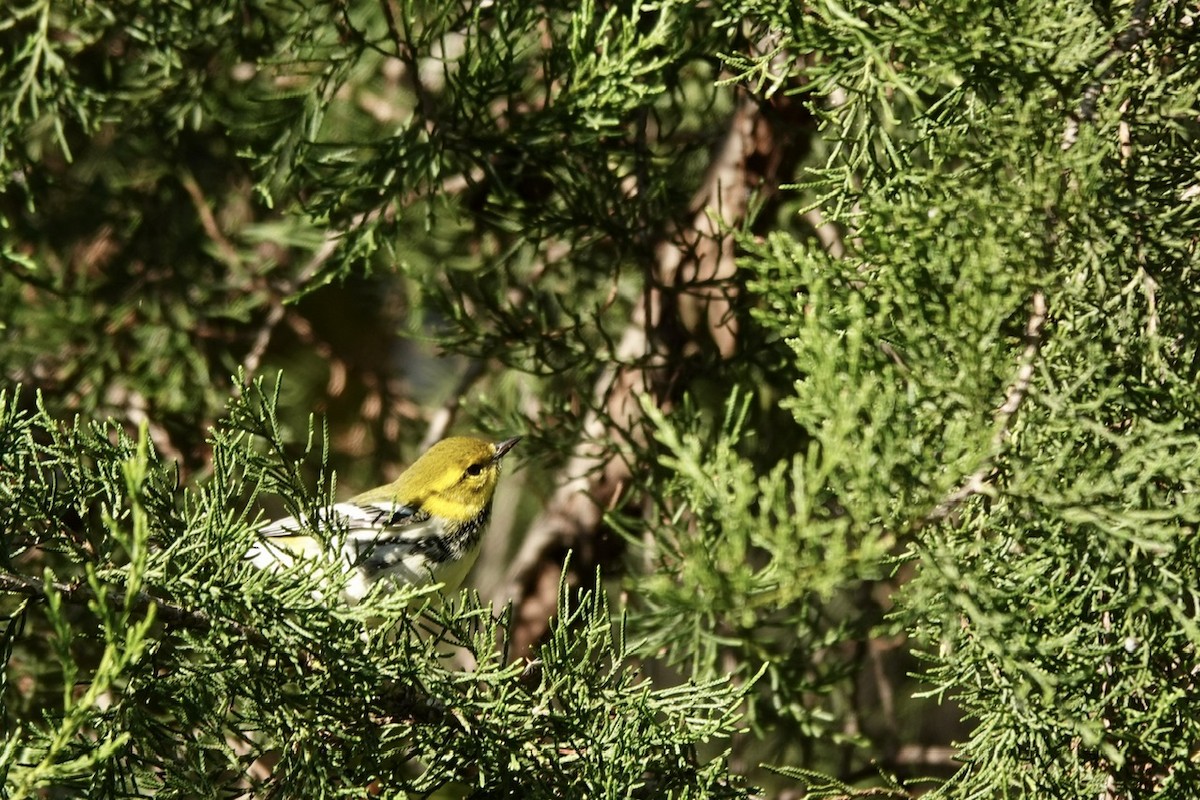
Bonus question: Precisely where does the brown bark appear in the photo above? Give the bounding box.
[500,92,814,656]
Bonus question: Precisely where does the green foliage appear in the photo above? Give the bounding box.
[630,389,897,765]
[0,383,750,797]
[3,0,1200,796]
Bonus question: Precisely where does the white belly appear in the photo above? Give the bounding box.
[342,540,482,602]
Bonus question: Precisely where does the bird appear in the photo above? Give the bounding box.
[246,435,520,601]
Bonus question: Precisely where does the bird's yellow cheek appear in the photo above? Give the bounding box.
[421,493,491,524]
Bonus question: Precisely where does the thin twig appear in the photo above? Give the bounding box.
[242,233,342,381]
[179,169,242,270]
[1062,0,1155,150]
[1142,268,1159,339]
[103,384,186,467]
[380,0,438,130]
[420,360,488,450]
[241,161,479,383]
[802,206,846,259]
[920,291,1047,528]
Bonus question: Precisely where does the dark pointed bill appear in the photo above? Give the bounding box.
[493,436,522,461]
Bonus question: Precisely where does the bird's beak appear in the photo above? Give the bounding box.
[493,436,522,461]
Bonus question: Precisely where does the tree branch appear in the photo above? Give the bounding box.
[499,90,810,655]
[242,231,345,382]
[420,360,488,451]
[919,291,1048,528]
[0,568,256,641]
[1062,0,1155,150]
[179,168,242,271]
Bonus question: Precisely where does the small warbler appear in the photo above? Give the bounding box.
[247,436,520,601]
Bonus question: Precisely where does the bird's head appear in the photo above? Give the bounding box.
[396,435,521,522]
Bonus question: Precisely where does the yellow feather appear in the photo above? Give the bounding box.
[354,436,512,523]
[248,435,520,599]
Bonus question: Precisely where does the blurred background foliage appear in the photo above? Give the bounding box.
[3,0,1199,797]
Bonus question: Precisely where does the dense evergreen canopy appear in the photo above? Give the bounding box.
[2,1,1198,797]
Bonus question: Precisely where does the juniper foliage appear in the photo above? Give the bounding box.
[3,0,1199,797]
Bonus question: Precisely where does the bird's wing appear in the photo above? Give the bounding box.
[256,500,428,539]
[252,500,448,572]
[336,500,454,573]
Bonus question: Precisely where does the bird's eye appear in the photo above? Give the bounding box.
[465,463,485,477]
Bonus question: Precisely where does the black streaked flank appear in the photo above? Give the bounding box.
[354,504,492,573]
